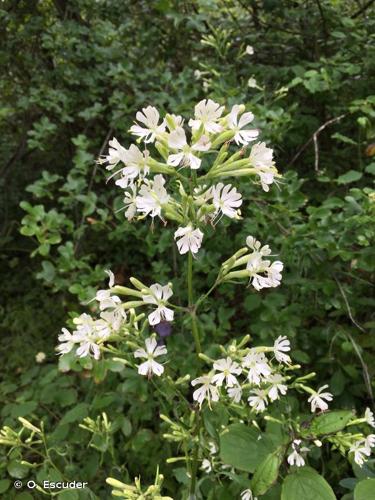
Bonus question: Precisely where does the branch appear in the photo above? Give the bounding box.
[351,0,375,18]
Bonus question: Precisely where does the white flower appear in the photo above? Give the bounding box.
[273,335,291,364]
[135,174,170,219]
[189,99,224,134]
[265,261,284,288]
[227,105,259,146]
[191,374,219,407]
[287,440,309,467]
[212,357,242,387]
[115,145,150,188]
[350,440,372,466]
[365,434,375,449]
[174,225,203,255]
[56,327,77,355]
[365,408,375,428]
[35,352,46,363]
[129,106,166,143]
[76,337,101,360]
[267,373,288,401]
[99,137,127,169]
[212,183,243,219]
[201,459,212,473]
[134,337,167,377]
[308,385,333,413]
[248,77,258,89]
[227,385,242,403]
[249,142,277,192]
[248,389,268,412]
[142,283,174,326]
[242,351,271,385]
[167,127,210,170]
[245,45,254,55]
[123,185,137,221]
[241,489,257,500]
[245,236,283,291]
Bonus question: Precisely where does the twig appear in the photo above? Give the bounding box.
[288,114,346,169]
[334,277,374,405]
[351,0,375,18]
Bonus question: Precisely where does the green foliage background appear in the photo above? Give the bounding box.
[0,0,374,498]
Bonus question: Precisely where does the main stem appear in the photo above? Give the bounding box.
[187,251,201,355]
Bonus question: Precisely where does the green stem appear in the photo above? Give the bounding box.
[189,411,201,499]
[187,252,201,354]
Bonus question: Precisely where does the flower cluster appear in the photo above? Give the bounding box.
[350,434,375,466]
[99,100,280,256]
[191,336,291,410]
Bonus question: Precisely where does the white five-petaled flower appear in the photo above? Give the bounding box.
[211,183,243,219]
[245,236,283,291]
[191,374,219,407]
[134,337,167,377]
[273,335,291,364]
[248,388,268,412]
[227,105,259,146]
[245,45,254,55]
[242,350,271,385]
[267,373,288,401]
[212,357,242,387]
[350,439,372,466]
[189,99,224,134]
[129,106,166,143]
[114,145,150,188]
[365,408,375,428]
[287,440,309,467]
[308,385,333,413]
[167,127,211,170]
[142,283,174,326]
[174,225,203,255]
[99,137,127,169]
[135,174,170,219]
[56,327,77,356]
[249,142,277,192]
[227,385,242,403]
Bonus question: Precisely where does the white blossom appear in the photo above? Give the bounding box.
[167,127,210,169]
[245,45,254,55]
[191,374,219,407]
[249,142,277,192]
[174,225,203,255]
[227,105,259,146]
[35,352,46,363]
[227,385,242,403]
[57,327,78,356]
[212,183,243,219]
[287,440,309,467]
[135,174,170,219]
[365,408,375,428]
[365,434,375,449]
[123,185,138,221]
[350,440,372,466]
[130,106,166,143]
[142,283,174,326]
[99,137,127,169]
[114,145,150,188]
[242,351,271,385]
[273,335,291,364]
[247,77,258,89]
[134,337,167,377]
[267,373,288,401]
[245,236,283,290]
[201,459,212,473]
[241,489,257,500]
[212,357,242,387]
[248,389,268,412]
[308,385,333,413]
[189,99,224,134]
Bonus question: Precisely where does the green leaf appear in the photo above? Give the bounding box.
[365,163,375,175]
[7,460,30,479]
[0,480,11,494]
[11,401,37,418]
[251,447,284,496]
[281,467,336,500]
[310,410,353,435]
[60,403,89,425]
[337,170,363,184]
[219,424,274,472]
[354,478,375,500]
